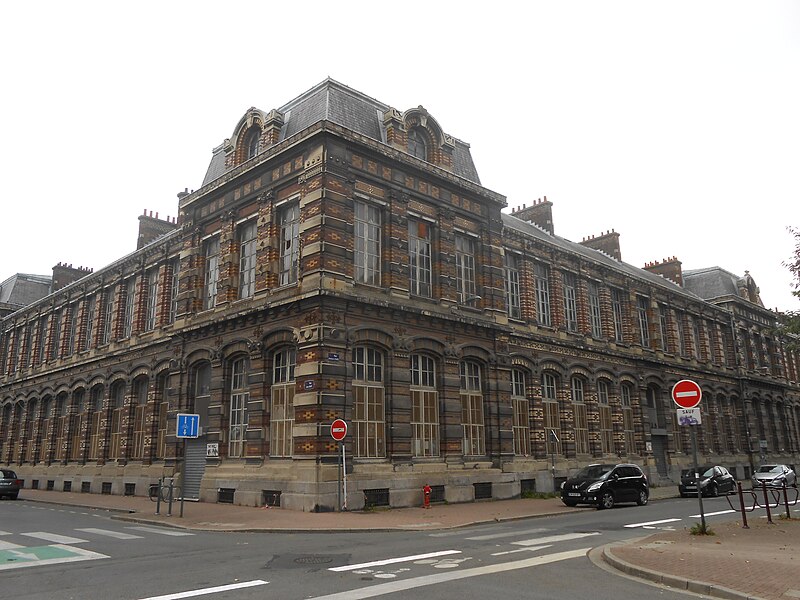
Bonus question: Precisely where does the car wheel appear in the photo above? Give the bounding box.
[708,484,719,498]
[598,491,615,510]
[10,493,18,500]
[562,499,578,507]
[636,489,649,506]
[679,492,688,498]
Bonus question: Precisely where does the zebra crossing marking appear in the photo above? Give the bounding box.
[22,532,89,545]
[76,528,144,540]
[127,526,194,537]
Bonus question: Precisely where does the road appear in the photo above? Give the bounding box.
[0,494,750,599]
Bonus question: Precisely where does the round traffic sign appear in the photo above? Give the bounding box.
[330,419,348,441]
[671,379,702,409]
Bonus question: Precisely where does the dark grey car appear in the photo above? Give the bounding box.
[560,463,649,509]
[0,468,21,500]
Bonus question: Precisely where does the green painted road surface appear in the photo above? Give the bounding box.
[0,544,107,570]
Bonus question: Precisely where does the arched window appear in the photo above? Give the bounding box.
[597,380,613,455]
[408,128,427,160]
[460,360,484,456]
[88,385,104,460]
[571,377,588,455]
[511,369,530,456]
[270,348,296,458]
[542,372,560,455]
[155,373,170,460]
[352,347,385,458]
[69,389,85,461]
[109,382,125,459]
[411,354,438,457]
[131,376,149,460]
[621,383,635,454]
[243,127,260,160]
[24,400,38,463]
[229,356,249,458]
[53,394,68,461]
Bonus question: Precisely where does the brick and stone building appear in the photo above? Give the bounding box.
[1,79,798,510]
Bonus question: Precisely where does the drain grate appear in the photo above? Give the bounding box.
[295,556,334,565]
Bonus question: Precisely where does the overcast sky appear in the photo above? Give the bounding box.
[2,1,798,311]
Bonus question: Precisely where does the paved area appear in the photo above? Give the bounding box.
[9,486,799,600]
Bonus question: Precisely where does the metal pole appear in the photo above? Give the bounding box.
[691,427,706,531]
[341,441,348,511]
[736,481,749,529]
[337,441,342,512]
[155,476,162,515]
[762,481,773,524]
[167,478,174,517]
[782,480,791,520]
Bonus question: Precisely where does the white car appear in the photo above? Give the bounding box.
[752,464,797,489]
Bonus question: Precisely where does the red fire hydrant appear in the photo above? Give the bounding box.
[423,484,432,509]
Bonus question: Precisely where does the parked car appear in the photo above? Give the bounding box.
[0,468,21,500]
[752,464,797,489]
[560,463,649,509]
[679,465,735,497]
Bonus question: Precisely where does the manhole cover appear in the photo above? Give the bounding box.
[295,556,334,565]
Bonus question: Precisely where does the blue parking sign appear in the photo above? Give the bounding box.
[176,413,200,438]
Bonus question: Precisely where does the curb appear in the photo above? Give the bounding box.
[21,497,137,514]
[601,542,764,600]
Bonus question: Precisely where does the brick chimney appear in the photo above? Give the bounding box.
[643,256,683,286]
[579,229,622,261]
[510,197,554,235]
[52,263,93,292]
[138,209,179,249]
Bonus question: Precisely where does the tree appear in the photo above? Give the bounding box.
[779,226,800,351]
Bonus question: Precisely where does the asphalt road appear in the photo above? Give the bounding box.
[0,494,749,599]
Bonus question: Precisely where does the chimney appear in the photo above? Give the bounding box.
[52,263,93,292]
[510,196,554,234]
[643,256,683,286]
[579,229,622,261]
[177,188,190,201]
[138,209,179,249]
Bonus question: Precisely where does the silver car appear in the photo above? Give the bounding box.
[752,464,797,489]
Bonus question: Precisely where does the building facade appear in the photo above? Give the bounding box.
[1,79,798,511]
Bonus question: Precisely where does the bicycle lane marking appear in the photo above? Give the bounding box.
[0,544,108,571]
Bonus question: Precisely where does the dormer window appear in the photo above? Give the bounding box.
[244,128,261,160]
[408,128,427,160]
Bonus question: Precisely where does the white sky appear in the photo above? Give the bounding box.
[2,1,798,311]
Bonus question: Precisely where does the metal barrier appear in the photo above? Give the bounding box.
[726,481,798,528]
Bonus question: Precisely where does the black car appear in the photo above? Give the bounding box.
[679,465,735,497]
[0,468,21,500]
[560,463,649,509]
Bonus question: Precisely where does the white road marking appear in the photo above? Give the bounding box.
[624,518,682,528]
[0,544,108,571]
[76,528,144,539]
[22,532,89,544]
[0,540,24,550]
[511,532,600,546]
[311,548,590,600]
[466,527,548,541]
[0,531,11,536]
[127,526,194,537]
[329,550,461,572]
[690,509,735,518]
[137,580,268,600]
[491,544,551,556]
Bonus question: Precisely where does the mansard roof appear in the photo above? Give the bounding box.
[0,273,51,307]
[684,266,765,307]
[202,78,481,187]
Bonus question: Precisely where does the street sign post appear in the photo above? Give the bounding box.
[672,380,707,532]
[176,413,200,438]
[331,419,348,511]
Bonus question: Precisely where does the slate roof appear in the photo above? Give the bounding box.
[202,78,481,186]
[683,267,742,301]
[0,273,51,307]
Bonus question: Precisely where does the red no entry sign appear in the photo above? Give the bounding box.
[671,379,702,409]
[330,419,348,441]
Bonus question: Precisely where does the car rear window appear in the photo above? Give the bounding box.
[1,469,17,479]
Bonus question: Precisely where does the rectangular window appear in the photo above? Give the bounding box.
[455,235,476,303]
[229,358,249,458]
[542,373,560,455]
[708,322,719,365]
[270,349,295,458]
[636,296,650,347]
[66,303,78,356]
[505,253,521,319]
[692,317,702,359]
[572,378,588,454]
[611,288,624,342]
[659,304,669,351]
[102,287,114,345]
[678,313,687,356]
[168,258,180,324]
[621,385,635,454]
[123,277,137,338]
[534,263,551,326]
[84,295,96,351]
[354,201,381,286]
[460,361,485,456]
[512,369,530,456]
[50,310,63,361]
[279,204,300,286]
[588,282,602,337]
[598,381,613,455]
[22,323,34,369]
[408,220,432,297]
[238,220,257,299]
[204,237,220,310]
[37,316,49,365]
[353,347,385,458]
[145,269,159,331]
[562,272,578,332]
[411,354,439,457]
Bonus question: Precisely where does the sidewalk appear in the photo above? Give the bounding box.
[13,486,799,600]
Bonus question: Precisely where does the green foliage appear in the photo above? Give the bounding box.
[778,226,800,352]
[521,490,559,499]
[689,522,715,536]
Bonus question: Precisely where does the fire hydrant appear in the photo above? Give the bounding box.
[423,484,432,509]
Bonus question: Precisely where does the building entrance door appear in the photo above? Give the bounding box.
[182,438,206,500]
[651,435,668,477]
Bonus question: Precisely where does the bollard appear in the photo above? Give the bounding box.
[423,484,432,509]
[782,480,791,520]
[762,481,773,524]
[736,481,749,529]
[155,476,162,516]
[167,478,174,517]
